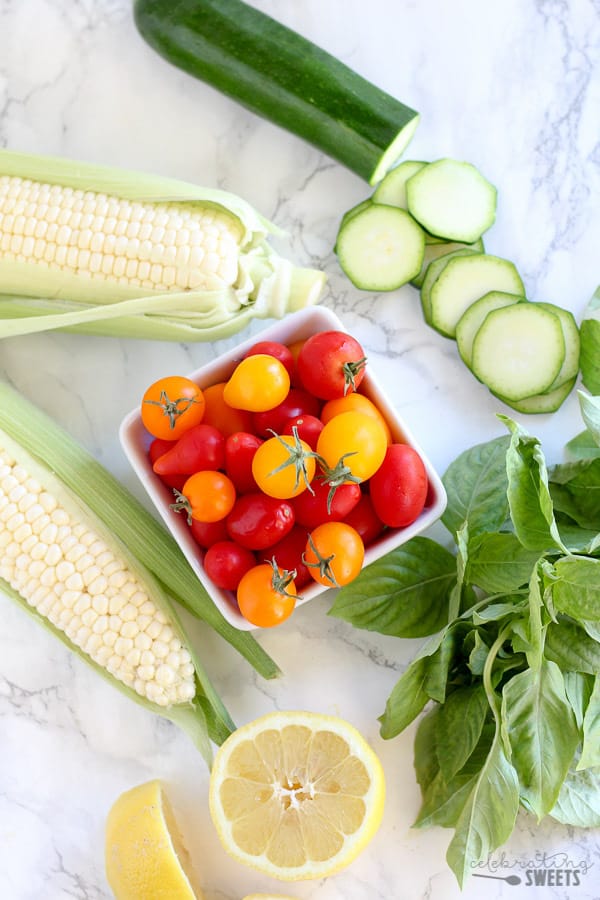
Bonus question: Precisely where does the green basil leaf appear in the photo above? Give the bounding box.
[467,532,540,593]
[414,705,442,793]
[472,599,528,624]
[563,672,595,730]
[565,428,600,461]
[329,536,453,637]
[468,632,491,676]
[578,675,600,770]
[545,616,600,674]
[441,435,510,538]
[446,730,520,888]
[578,391,600,445]
[448,521,469,621]
[501,418,565,553]
[424,623,470,703]
[550,763,600,828]
[549,458,600,531]
[556,519,600,553]
[501,660,579,819]
[436,685,489,781]
[553,556,600,621]
[580,320,600,394]
[379,656,431,739]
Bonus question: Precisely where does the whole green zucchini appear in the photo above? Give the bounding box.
[133,0,420,185]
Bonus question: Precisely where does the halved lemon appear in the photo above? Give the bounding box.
[105,779,203,899]
[209,710,385,881]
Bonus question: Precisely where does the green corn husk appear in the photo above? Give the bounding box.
[0,148,326,340]
[0,383,280,680]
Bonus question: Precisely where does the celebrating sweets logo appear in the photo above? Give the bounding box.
[472,851,594,888]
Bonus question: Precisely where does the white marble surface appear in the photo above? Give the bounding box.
[1,1,600,898]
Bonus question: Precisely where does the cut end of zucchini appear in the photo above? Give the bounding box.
[471,303,566,401]
[335,203,425,291]
[406,158,497,243]
[369,115,421,185]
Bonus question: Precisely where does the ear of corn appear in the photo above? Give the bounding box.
[0,382,281,760]
[0,148,326,340]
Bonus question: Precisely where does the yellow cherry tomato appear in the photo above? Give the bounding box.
[252,432,317,499]
[223,354,290,412]
[321,393,393,444]
[304,522,364,587]
[316,411,387,482]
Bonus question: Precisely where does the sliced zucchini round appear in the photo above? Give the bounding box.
[533,301,580,390]
[406,158,497,243]
[493,376,577,415]
[335,203,425,291]
[471,303,566,401]
[419,247,480,326]
[429,254,524,338]
[456,290,525,367]
[372,160,427,209]
[412,238,484,290]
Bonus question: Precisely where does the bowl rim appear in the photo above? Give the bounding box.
[119,305,447,631]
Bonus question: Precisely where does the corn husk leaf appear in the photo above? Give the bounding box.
[0,148,326,340]
[0,381,280,685]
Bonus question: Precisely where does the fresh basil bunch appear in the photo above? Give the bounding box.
[330,392,600,887]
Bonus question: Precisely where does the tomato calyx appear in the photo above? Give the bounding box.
[302,532,339,587]
[318,453,362,510]
[169,488,193,525]
[266,427,320,495]
[266,556,300,600]
[342,357,368,395]
[143,390,201,431]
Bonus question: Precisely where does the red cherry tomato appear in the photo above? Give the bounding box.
[252,388,322,438]
[343,493,386,546]
[244,340,295,380]
[297,331,367,400]
[236,561,297,627]
[226,493,295,550]
[269,525,312,589]
[152,423,225,476]
[203,541,256,591]
[281,414,324,449]
[369,444,428,528]
[148,438,185,491]
[189,516,229,549]
[225,431,263,494]
[291,480,361,530]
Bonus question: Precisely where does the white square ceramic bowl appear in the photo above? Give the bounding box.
[119,306,447,630]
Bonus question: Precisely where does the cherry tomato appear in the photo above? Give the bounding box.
[269,525,312,589]
[321,393,392,444]
[202,381,254,437]
[173,470,236,523]
[252,388,321,438]
[226,493,295,550]
[141,376,205,440]
[244,340,295,380]
[203,541,256,591]
[369,444,428,527]
[152,423,225,476]
[316,411,387,482]
[303,522,364,587]
[281,414,324,449]
[223,355,290,412]
[287,338,307,387]
[189,516,229,549]
[224,432,263,494]
[343,493,386,546]
[148,438,185,491]
[237,561,297,627]
[297,331,367,400]
[292,480,361,530]
[252,432,317,499]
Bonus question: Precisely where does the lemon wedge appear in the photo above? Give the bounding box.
[105,779,203,899]
[209,710,385,881]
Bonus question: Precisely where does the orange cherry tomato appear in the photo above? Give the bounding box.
[321,393,392,444]
[236,561,298,627]
[201,382,254,437]
[141,376,205,440]
[172,470,236,523]
[223,355,290,412]
[252,432,317,499]
[303,522,364,587]
[316,411,387,482]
